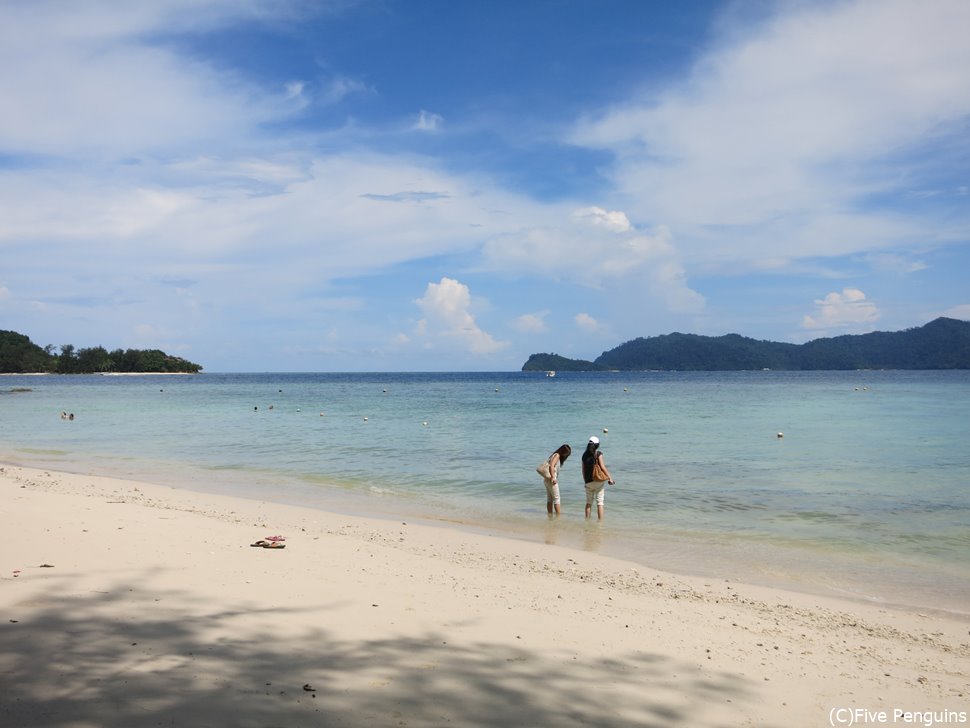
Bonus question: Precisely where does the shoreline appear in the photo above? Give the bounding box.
[1,371,199,377]
[4,450,968,620]
[2,463,968,727]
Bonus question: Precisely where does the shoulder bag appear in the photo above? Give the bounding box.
[591,453,609,482]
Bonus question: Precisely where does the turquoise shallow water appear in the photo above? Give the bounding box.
[2,370,969,614]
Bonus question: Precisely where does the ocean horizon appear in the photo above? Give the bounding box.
[3,369,969,616]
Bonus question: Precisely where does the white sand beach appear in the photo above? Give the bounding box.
[1,463,967,728]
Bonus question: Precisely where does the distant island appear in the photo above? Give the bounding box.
[523,317,970,371]
[1,330,203,374]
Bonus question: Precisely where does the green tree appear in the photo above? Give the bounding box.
[56,344,78,373]
[76,346,113,373]
[0,330,55,373]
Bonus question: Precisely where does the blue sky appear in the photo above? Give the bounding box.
[1,0,968,371]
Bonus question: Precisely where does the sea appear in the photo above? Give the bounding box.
[2,370,968,615]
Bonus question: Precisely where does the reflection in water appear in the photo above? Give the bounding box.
[543,514,560,545]
[582,521,603,553]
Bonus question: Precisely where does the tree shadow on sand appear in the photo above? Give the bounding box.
[1,571,763,728]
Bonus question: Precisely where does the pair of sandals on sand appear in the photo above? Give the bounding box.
[250,535,286,549]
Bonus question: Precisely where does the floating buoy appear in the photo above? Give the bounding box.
[363,416,369,421]
[603,428,609,434]
[777,432,784,438]
[422,421,428,426]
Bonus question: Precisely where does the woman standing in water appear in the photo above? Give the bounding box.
[582,436,614,520]
[541,444,571,516]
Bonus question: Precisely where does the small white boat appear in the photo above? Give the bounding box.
[546,370,556,377]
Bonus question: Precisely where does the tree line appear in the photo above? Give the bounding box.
[0,330,203,374]
[523,317,970,371]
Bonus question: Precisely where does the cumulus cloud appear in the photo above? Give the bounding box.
[802,288,880,331]
[514,312,548,333]
[572,206,632,233]
[415,277,508,354]
[482,206,704,313]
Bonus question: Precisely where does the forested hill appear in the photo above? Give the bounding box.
[522,318,970,371]
[0,330,203,374]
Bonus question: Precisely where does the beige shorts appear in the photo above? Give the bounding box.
[585,481,606,507]
[544,478,561,505]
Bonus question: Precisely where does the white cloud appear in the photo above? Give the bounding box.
[0,153,526,281]
[574,313,599,332]
[802,288,880,331]
[513,312,548,333]
[320,75,373,105]
[572,206,632,233]
[413,110,444,132]
[569,0,970,269]
[415,277,508,355]
[0,2,300,160]
[482,207,704,313]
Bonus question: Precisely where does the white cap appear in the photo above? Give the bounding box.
[588,436,600,445]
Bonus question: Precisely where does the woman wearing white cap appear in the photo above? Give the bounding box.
[581,436,614,520]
